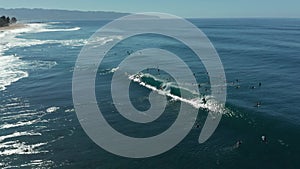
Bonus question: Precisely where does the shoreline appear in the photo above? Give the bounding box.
[0,23,27,31]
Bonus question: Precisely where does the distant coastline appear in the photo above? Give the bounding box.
[0,8,128,21]
[0,23,26,31]
[0,15,20,31]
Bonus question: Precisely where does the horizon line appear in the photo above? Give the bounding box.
[1,7,300,19]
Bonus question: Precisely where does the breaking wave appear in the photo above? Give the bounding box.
[128,73,226,114]
[0,22,121,91]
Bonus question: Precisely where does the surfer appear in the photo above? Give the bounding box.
[159,85,164,90]
[234,140,243,148]
[259,82,262,87]
[202,97,207,104]
[256,101,261,107]
[261,135,267,142]
[156,66,160,75]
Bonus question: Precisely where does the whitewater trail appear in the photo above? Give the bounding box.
[128,73,227,114]
[95,66,229,116]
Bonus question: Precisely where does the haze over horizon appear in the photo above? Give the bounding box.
[0,0,299,18]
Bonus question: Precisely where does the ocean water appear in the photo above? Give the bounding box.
[0,18,300,168]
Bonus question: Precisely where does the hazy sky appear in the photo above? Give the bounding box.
[0,0,299,18]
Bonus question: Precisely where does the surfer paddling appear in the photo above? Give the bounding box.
[202,97,207,104]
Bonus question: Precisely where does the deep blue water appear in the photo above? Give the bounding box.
[0,19,300,168]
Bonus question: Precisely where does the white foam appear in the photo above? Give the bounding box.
[0,131,41,142]
[98,67,120,75]
[109,67,120,73]
[9,23,80,33]
[39,27,81,32]
[0,119,39,129]
[0,54,57,91]
[0,22,122,91]
[0,23,65,91]
[46,106,60,113]
[0,55,29,91]
[0,111,41,121]
[65,108,75,113]
[0,141,48,156]
[19,160,54,168]
[0,22,121,50]
[28,22,80,33]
